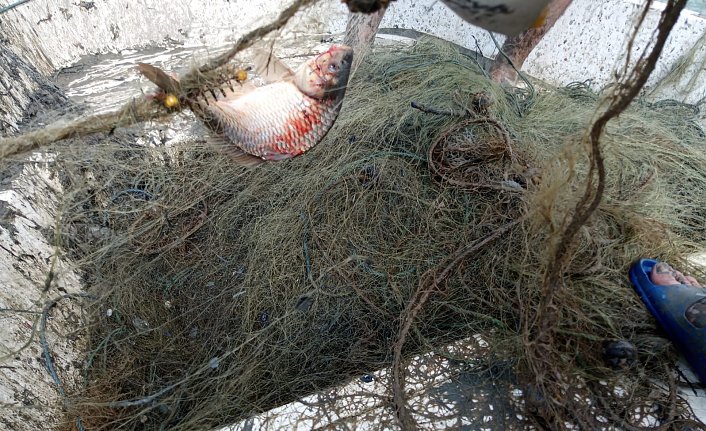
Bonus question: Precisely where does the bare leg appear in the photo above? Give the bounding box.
[340,0,573,83]
[344,7,388,70]
[489,0,573,84]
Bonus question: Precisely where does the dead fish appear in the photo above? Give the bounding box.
[205,44,353,166]
[138,45,353,167]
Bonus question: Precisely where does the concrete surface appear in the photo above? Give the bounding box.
[523,0,706,104]
[0,152,85,431]
[3,0,704,103]
[0,44,84,431]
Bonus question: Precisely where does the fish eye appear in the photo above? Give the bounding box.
[328,63,338,72]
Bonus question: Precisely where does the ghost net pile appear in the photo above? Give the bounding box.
[4,9,706,431]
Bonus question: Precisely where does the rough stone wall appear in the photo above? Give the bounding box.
[523,0,706,104]
[0,0,349,73]
[0,45,68,135]
[0,44,85,431]
[3,0,704,105]
[380,0,706,104]
[0,2,346,429]
[0,153,85,431]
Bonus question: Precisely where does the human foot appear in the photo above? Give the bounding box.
[630,259,706,384]
[651,262,706,328]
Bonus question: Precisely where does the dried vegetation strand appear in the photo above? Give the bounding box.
[47,37,706,430]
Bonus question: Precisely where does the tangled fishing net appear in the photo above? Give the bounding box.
[7,29,706,430]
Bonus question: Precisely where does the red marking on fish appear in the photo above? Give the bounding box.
[202,44,354,164]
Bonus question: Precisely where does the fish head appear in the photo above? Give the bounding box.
[294,44,353,100]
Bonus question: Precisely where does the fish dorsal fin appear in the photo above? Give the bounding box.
[223,81,257,98]
[203,135,264,169]
[198,80,258,106]
[252,49,295,83]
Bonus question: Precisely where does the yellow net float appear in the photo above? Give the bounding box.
[163,93,180,109]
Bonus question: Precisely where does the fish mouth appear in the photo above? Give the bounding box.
[296,44,353,100]
[315,44,354,66]
[311,44,353,93]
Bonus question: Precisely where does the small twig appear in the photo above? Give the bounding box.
[410,101,460,117]
[675,366,700,397]
[470,35,490,78]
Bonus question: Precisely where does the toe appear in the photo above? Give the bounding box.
[650,262,705,287]
[651,262,680,286]
[685,275,701,287]
[674,271,689,285]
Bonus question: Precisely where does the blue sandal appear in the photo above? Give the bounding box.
[629,258,706,384]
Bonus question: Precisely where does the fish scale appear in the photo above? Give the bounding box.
[207,80,341,161]
[203,44,351,165]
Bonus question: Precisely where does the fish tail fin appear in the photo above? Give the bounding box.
[136,62,182,95]
[137,62,221,118]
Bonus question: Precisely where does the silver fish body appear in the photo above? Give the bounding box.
[202,44,353,165]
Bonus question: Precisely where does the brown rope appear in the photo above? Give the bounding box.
[428,117,518,192]
[391,218,523,430]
